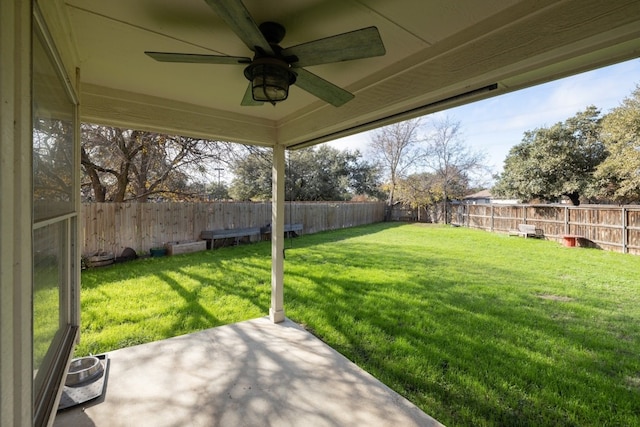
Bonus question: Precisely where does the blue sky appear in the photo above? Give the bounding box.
[329,58,640,178]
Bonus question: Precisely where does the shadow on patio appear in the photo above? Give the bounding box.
[54,317,442,426]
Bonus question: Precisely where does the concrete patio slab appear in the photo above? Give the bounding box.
[54,317,443,427]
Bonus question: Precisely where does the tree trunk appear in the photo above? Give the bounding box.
[86,167,106,202]
[443,187,449,224]
[566,192,581,206]
[113,163,130,202]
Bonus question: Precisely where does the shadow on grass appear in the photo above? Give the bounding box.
[153,271,222,336]
[283,227,640,426]
[79,222,640,426]
[281,221,406,250]
[78,243,272,354]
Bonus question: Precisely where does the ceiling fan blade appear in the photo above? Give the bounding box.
[294,68,354,107]
[203,0,274,55]
[283,26,385,68]
[145,51,251,65]
[241,83,264,106]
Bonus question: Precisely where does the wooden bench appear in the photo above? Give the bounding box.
[509,224,544,238]
[260,223,303,240]
[200,227,261,248]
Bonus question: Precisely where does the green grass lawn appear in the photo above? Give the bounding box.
[77,223,640,426]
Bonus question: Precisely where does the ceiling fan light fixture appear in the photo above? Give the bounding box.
[244,57,296,105]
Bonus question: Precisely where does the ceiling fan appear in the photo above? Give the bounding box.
[145,0,385,107]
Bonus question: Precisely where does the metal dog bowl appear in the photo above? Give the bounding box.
[65,356,103,386]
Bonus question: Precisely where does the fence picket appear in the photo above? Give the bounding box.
[456,203,640,255]
[81,202,385,256]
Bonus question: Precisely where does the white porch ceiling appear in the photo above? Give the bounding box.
[63,0,640,148]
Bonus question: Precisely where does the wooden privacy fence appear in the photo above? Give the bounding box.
[82,201,386,256]
[454,203,640,255]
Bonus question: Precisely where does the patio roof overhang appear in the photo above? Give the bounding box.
[39,0,640,325]
[1,2,636,424]
[49,0,640,149]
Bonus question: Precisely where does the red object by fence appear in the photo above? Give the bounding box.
[562,235,580,247]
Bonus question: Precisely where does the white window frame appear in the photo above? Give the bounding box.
[32,6,80,426]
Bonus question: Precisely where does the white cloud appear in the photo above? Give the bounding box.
[326,59,640,176]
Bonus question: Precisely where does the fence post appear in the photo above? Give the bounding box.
[463,204,467,227]
[490,205,494,232]
[622,206,628,254]
[464,205,471,227]
[466,204,469,227]
[564,207,569,235]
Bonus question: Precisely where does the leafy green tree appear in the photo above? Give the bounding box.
[493,106,606,205]
[288,146,382,201]
[288,146,347,201]
[228,148,273,200]
[395,173,439,221]
[396,167,470,222]
[229,145,382,201]
[206,182,230,200]
[594,86,640,203]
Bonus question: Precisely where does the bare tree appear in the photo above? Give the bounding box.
[368,118,423,207]
[423,116,487,223]
[81,124,237,202]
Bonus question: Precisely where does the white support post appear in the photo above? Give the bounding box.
[270,144,285,323]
